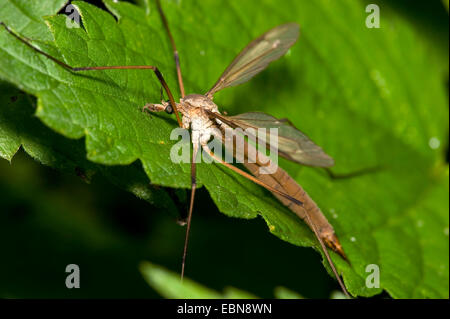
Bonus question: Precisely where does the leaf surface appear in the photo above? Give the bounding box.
[0,0,448,298]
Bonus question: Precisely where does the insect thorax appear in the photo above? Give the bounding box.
[181,94,219,113]
[179,94,221,145]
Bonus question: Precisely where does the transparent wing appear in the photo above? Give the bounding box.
[209,111,334,167]
[206,23,299,98]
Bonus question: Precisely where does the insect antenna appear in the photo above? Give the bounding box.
[159,87,164,101]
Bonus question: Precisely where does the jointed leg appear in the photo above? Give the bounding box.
[203,143,350,297]
[156,0,185,98]
[0,21,183,127]
[324,165,384,180]
[181,142,199,280]
[303,211,350,298]
[202,144,303,207]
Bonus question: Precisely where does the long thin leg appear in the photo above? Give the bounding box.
[303,211,351,298]
[202,144,303,207]
[181,142,199,280]
[156,0,185,98]
[324,165,384,180]
[0,22,183,127]
[204,144,351,298]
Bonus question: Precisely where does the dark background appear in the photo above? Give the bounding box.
[0,0,448,299]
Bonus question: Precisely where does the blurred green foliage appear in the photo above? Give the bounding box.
[0,0,448,298]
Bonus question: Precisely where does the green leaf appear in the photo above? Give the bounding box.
[0,79,177,212]
[0,0,67,41]
[330,291,348,300]
[140,261,337,299]
[0,0,448,298]
[140,261,223,299]
[140,261,259,299]
[274,286,304,299]
[443,0,449,12]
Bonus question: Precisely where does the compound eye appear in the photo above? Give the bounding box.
[165,103,173,114]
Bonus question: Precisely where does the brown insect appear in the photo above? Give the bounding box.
[1,0,349,297]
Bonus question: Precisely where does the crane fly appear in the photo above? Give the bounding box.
[1,0,350,297]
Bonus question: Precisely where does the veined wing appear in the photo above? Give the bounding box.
[206,23,299,99]
[208,111,334,167]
